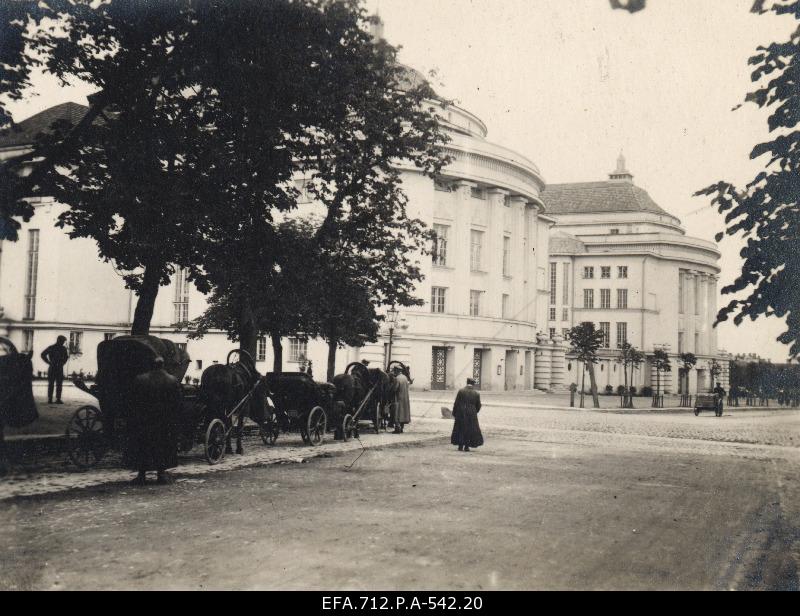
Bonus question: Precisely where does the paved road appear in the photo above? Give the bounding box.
[2,404,799,590]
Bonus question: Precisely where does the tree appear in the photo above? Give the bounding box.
[567,323,605,408]
[1,0,447,339]
[617,342,645,407]
[612,0,800,358]
[678,352,698,394]
[651,349,672,399]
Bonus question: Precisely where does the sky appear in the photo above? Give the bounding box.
[5,0,796,361]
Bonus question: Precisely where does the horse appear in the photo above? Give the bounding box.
[199,350,268,455]
[0,338,38,475]
[334,362,398,432]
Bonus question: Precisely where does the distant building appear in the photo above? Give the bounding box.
[544,154,729,393]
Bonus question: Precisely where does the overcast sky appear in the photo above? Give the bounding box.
[6,0,795,361]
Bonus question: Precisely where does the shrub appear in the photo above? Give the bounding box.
[605,385,614,394]
[616,385,627,395]
[641,386,653,397]
[629,386,637,395]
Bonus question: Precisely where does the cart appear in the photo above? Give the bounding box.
[694,393,723,417]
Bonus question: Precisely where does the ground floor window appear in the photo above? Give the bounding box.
[69,331,83,355]
[616,322,627,348]
[104,332,116,341]
[257,336,267,362]
[22,329,34,353]
[288,337,308,363]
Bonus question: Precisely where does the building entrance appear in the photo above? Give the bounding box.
[431,347,447,390]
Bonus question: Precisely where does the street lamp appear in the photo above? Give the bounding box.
[386,306,399,369]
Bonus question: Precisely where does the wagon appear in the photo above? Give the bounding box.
[694,393,722,417]
[65,336,228,468]
[262,372,348,446]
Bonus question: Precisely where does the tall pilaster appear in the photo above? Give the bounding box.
[550,334,567,391]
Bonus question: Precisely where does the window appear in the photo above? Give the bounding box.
[432,224,449,267]
[600,289,611,309]
[69,331,83,355]
[583,289,594,309]
[176,343,187,352]
[549,328,556,339]
[618,266,628,279]
[562,263,570,305]
[288,337,307,363]
[616,323,628,348]
[600,322,611,348]
[601,266,611,279]
[617,288,628,309]
[22,329,34,353]
[694,333,700,354]
[549,262,557,304]
[549,307,556,321]
[469,290,481,317]
[503,236,512,277]
[104,333,116,341]
[434,179,452,192]
[678,331,685,354]
[583,266,594,279]
[173,267,190,324]
[562,307,569,322]
[431,287,447,314]
[502,294,510,319]
[470,230,483,272]
[470,186,486,200]
[257,337,267,362]
[610,229,620,235]
[24,229,39,320]
[562,328,570,339]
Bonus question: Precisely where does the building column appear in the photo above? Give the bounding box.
[708,275,719,354]
[533,332,552,391]
[453,181,477,316]
[550,334,567,391]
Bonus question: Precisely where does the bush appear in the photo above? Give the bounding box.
[569,383,578,392]
[605,385,614,394]
[641,386,653,397]
[629,386,637,395]
[616,385,627,395]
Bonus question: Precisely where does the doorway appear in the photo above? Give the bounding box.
[472,349,483,390]
[431,347,447,390]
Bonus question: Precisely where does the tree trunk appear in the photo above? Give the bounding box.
[271,334,283,373]
[130,261,163,336]
[580,363,586,408]
[326,339,338,382]
[587,361,600,408]
[623,363,629,408]
[238,300,258,362]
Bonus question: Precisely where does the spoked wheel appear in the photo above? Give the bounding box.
[205,419,227,464]
[342,414,354,442]
[260,418,279,446]
[305,406,327,447]
[66,405,108,469]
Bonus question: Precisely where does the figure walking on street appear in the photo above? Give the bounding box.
[391,366,411,434]
[41,335,69,404]
[451,378,483,452]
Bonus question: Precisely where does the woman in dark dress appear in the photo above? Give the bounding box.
[451,378,483,452]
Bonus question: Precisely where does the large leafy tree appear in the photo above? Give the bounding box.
[617,342,645,407]
[1,0,446,338]
[613,0,800,358]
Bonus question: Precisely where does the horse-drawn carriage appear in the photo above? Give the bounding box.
[262,372,349,446]
[66,336,269,468]
[694,392,723,417]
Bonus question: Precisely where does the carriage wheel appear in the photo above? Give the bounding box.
[342,414,354,442]
[66,405,108,469]
[204,419,227,464]
[259,418,279,446]
[306,406,327,447]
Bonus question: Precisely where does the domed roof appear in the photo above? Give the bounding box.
[394,63,429,92]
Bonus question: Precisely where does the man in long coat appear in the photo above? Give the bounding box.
[451,378,483,452]
[391,366,411,433]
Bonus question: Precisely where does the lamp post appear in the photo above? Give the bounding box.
[386,307,399,369]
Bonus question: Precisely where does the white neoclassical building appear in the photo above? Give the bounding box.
[544,155,730,394]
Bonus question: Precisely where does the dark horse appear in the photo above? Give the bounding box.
[333,362,398,433]
[200,350,267,455]
[0,337,38,475]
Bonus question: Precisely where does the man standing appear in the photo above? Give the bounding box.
[451,378,484,452]
[713,383,726,416]
[41,335,69,404]
[391,366,411,434]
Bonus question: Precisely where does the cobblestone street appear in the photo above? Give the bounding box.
[2,400,799,590]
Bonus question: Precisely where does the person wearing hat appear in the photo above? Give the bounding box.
[451,378,483,452]
[41,335,70,404]
[390,365,411,433]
